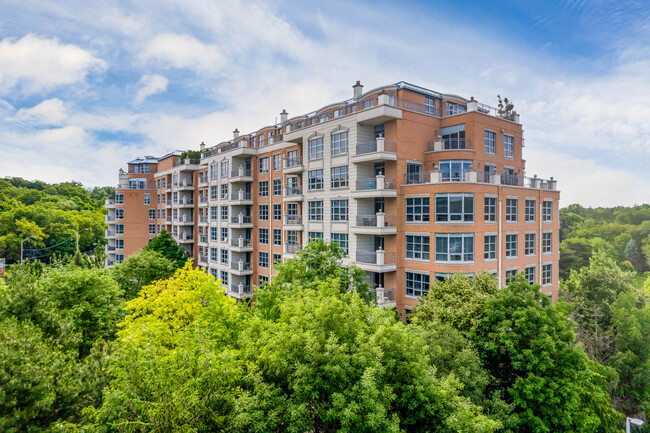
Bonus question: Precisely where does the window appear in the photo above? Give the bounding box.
[220,227,228,242]
[525,266,536,285]
[273,179,281,196]
[273,204,281,221]
[525,199,536,222]
[221,249,228,265]
[220,270,228,286]
[362,99,374,109]
[435,193,474,222]
[406,235,430,260]
[506,269,518,282]
[543,201,553,222]
[210,185,218,200]
[259,252,269,268]
[259,157,269,174]
[273,253,282,265]
[506,234,518,257]
[259,205,269,221]
[210,227,217,241]
[287,230,298,245]
[115,253,124,263]
[210,206,218,220]
[149,209,156,220]
[406,197,430,222]
[210,247,218,262]
[308,137,324,160]
[257,134,265,147]
[435,234,474,262]
[484,130,496,154]
[259,228,268,245]
[144,193,151,205]
[259,181,268,197]
[221,184,228,199]
[221,206,228,221]
[221,161,229,177]
[115,193,124,204]
[331,200,348,221]
[542,264,552,285]
[273,229,282,246]
[441,124,465,149]
[116,208,124,220]
[149,224,155,235]
[273,154,281,171]
[543,232,552,253]
[446,101,466,116]
[331,166,349,188]
[406,272,430,297]
[525,233,536,255]
[116,238,124,250]
[308,201,323,221]
[440,160,472,181]
[308,232,323,242]
[331,131,349,155]
[259,275,269,286]
[425,96,436,115]
[504,135,514,158]
[484,235,496,260]
[308,170,324,190]
[210,164,218,180]
[506,198,518,222]
[484,197,496,222]
[406,163,421,183]
[331,233,348,255]
[374,124,384,138]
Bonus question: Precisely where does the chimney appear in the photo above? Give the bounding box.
[200,141,205,151]
[353,80,363,99]
[280,109,288,123]
[233,129,239,139]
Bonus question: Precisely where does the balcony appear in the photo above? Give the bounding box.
[199,235,208,244]
[230,166,253,182]
[231,237,253,252]
[177,179,194,190]
[178,214,193,225]
[176,233,194,243]
[173,158,201,168]
[106,245,116,252]
[353,175,397,198]
[105,199,116,209]
[283,156,304,174]
[284,243,302,256]
[355,249,396,273]
[198,196,208,206]
[177,197,194,207]
[402,170,558,191]
[284,214,303,229]
[228,282,253,299]
[426,138,473,152]
[105,215,115,223]
[230,190,253,205]
[230,260,253,276]
[351,138,397,163]
[351,212,397,235]
[374,286,396,309]
[230,213,253,228]
[105,230,115,238]
[199,216,208,224]
[283,186,303,202]
[198,176,208,186]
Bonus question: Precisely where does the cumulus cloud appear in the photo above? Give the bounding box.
[134,74,169,103]
[0,34,106,94]
[140,33,224,72]
[15,98,67,125]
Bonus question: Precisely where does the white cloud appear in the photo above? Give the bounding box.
[134,74,169,103]
[140,33,224,72]
[15,98,67,125]
[0,33,106,95]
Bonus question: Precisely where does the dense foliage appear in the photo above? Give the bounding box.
[0,178,112,264]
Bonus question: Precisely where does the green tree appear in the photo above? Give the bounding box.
[111,249,177,300]
[143,230,188,268]
[624,238,645,271]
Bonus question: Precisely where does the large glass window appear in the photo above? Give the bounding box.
[406,272,430,297]
[484,197,496,222]
[273,204,281,221]
[543,232,552,253]
[308,232,323,242]
[331,233,348,254]
[259,157,269,174]
[308,201,323,221]
[259,204,268,221]
[115,193,124,204]
[259,252,268,268]
[445,101,466,116]
[484,130,496,155]
[525,233,536,255]
[506,234,518,257]
[259,181,268,197]
[273,154,281,171]
[273,179,281,196]
[273,229,282,246]
[525,266,536,285]
[506,198,518,222]
[425,96,436,115]
[441,124,466,149]
[405,197,429,222]
[542,264,552,285]
[440,160,472,181]
[220,205,228,220]
[331,200,348,221]
[435,193,474,222]
[525,199,536,222]
[308,170,324,190]
[406,235,430,260]
[308,137,324,160]
[543,201,553,222]
[331,166,349,188]
[259,228,268,245]
[220,161,229,177]
[484,235,496,260]
[504,135,514,158]
[435,234,474,262]
[406,163,422,183]
[210,185,218,200]
[331,131,349,156]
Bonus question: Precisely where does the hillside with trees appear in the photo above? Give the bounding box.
[0,178,112,264]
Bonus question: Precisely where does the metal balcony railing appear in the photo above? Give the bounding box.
[355,177,396,191]
[285,186,302,196]
[284,156,303,168]
[355,214,396,227]
[284,214,302,224]
[355,140,396,155]
[355,250,396,265]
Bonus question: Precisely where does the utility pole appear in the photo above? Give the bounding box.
[20,236,37,264]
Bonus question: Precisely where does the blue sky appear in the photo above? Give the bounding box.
[1,0,649,206]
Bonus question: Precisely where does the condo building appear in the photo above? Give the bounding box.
[106,81,561,315]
